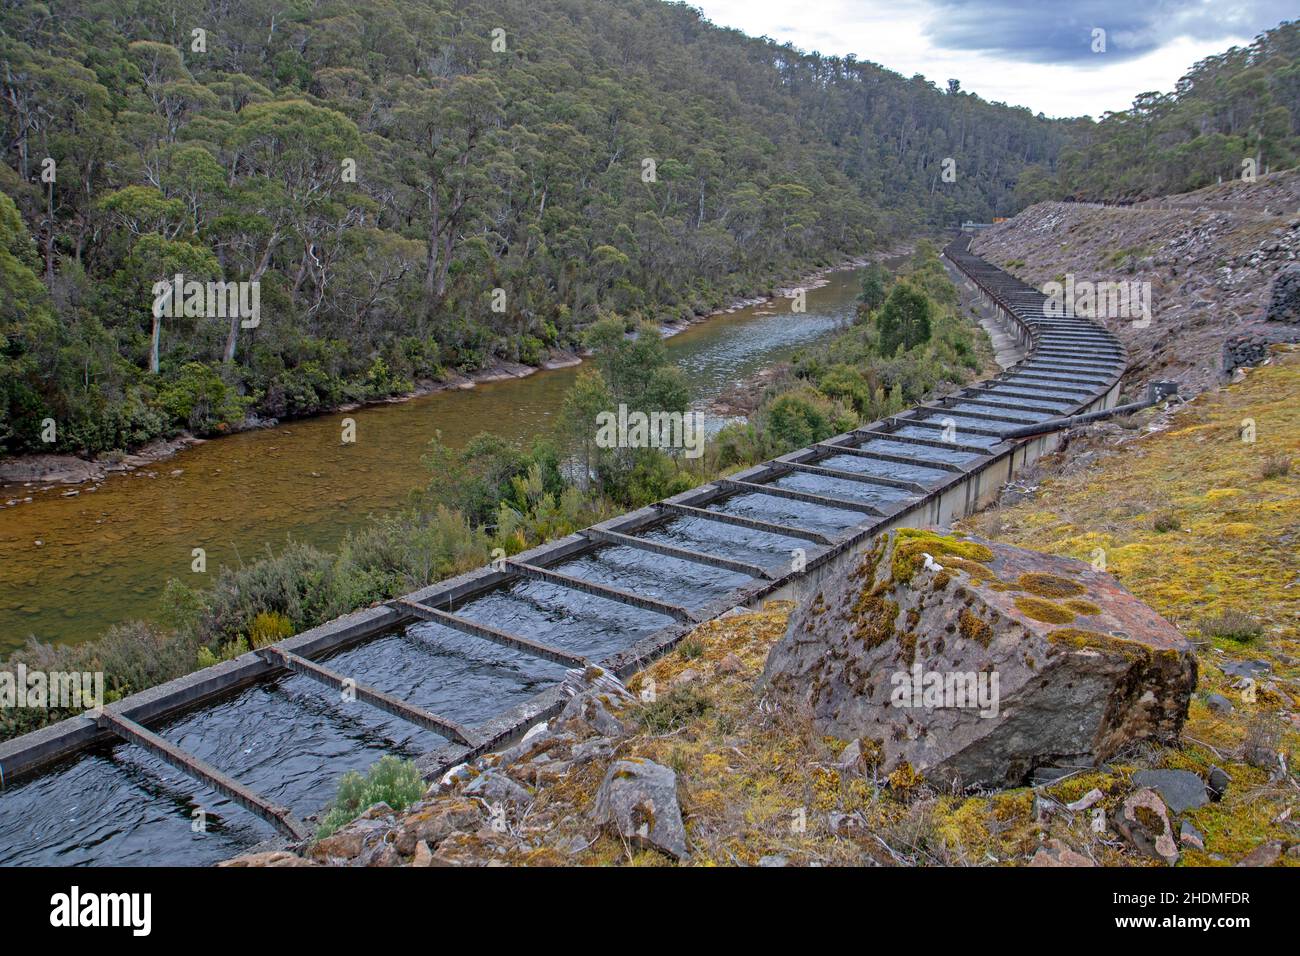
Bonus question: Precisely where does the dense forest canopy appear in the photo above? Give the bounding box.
[0,0,1069,457]
[1041,20,1300,202]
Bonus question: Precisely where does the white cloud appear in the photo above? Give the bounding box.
[689,0,1268,118]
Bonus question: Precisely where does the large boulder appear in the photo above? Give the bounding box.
[591,759,688,860]
[761,528,1197,788]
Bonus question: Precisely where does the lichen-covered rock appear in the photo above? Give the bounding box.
[761,528,1197,788]
[463,769,533,807]
[393,798,482,855]
[555,690,627,738]
[1237,842,1284,867]
[1115,788,1178,864]
[591,759,687,860]
[308,816,392,863]
[410,840,435,866]
[1028,838,1095,867]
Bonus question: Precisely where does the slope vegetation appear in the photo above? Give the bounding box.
[0,0,1066,457]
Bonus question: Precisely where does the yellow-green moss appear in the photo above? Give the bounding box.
[1063,598,1102,616]
[1014,596,1077,624]
[852,584,899,648]
[1046,627,1165,665]
[887,761,922,792]
[959,608,994,647]
[1016,572,1086,598]
[1047,627,1117,650]
[945,557,997,581]
[891,528,995,584]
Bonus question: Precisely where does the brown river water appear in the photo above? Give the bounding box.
[0,267,870,653]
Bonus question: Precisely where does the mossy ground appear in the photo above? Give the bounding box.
[961,349,1300,865]
[488,354,1298,867]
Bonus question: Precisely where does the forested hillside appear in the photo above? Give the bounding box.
[1035,20,1299,202]
[0,0,1066,457]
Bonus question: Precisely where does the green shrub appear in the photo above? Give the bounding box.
[637,685,711,734]
[1151,510,1181,533]
[156,362,250,434]
[760,386,856,453]
[317,756,426,839]
[247,611,294,648]
[875,280,933,356]
[677,636,704,660]
[1198,609,1263,643]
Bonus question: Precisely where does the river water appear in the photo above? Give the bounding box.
[0,266,868,654]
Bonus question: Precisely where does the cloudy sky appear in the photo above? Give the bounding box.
[690,0,1295,118]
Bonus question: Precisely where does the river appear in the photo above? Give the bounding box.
[0,265,871,653]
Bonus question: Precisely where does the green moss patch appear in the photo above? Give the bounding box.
[1063,598,1102,616]
[1014,596,1077,624]
[892,528,994,584]
[959,608,994,647]
[1016,572,1086,598]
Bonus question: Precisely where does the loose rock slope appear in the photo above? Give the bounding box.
[973,171,1300,395]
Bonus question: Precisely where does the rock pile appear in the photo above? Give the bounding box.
[1266,264,1300,324]
[1222,333,1277,373]
[761,528,1198,789]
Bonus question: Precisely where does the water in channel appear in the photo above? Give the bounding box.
[1,264,897,865]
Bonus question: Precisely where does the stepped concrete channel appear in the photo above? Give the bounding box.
[0,237,1128,864]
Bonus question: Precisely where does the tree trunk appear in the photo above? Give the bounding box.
[44,181,55,283]
[224,232,277,362]
[149,315,162,374]
[423,154,445,301]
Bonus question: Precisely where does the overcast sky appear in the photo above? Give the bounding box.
[689,0,1295,118]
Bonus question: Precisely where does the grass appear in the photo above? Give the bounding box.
[1198,609,1264,643]
[676,636,705,660]
[1260,453,1291,479]
[635,684,711,734]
